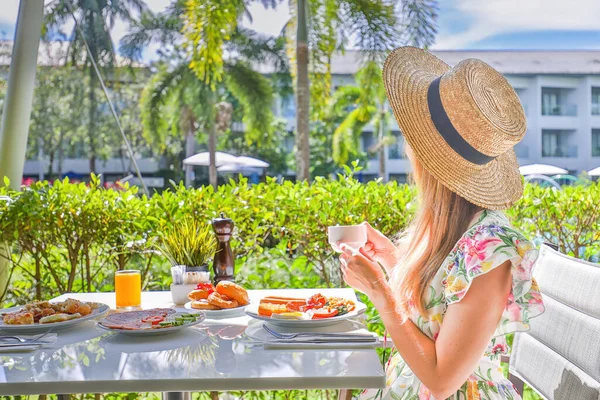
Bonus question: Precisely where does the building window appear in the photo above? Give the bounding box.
[389,173,408,183]
[542,89,559,115]
[593,129,600,157]
[362,132,377,160]
[280,95,295,119]
[593,88,600,116]
[542,88,577,116]
[356,173,378,182]
[542,130,577,158]
[388,131,405,159]
[283,134,295,153]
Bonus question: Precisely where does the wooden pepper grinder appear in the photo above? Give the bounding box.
[211,212,235,284]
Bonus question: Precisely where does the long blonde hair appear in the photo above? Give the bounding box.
[392,145,483,317]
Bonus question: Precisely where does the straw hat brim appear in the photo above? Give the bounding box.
[383,47,523,210]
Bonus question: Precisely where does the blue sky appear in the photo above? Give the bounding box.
[1,0,600,60]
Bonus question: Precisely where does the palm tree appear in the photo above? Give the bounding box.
[288,0,438,181]
[183,0,287,187]
[139,59,276,187]
[326,61,393,179]
[122,0,287,187]
[45,0,147,174]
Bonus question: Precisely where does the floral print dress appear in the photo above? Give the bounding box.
[362,210,545,400]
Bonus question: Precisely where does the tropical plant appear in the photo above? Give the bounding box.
[286,0,438,181]
[44,0,147,173]
[122,0,288,187]
[325,61,394,179]
[158,217,217,267]
[26,42,86,179]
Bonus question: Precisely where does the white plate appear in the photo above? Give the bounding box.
[244,319,369,341]
[184,301,248,319]
[245,301,368,328]
[98,312,206,336]
[100,327,209,353]
[0,303,110,334]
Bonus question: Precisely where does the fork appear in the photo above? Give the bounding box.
[262,324,375,340]
[0,329,54,343]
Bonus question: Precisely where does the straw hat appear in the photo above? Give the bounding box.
[383,46,526,210]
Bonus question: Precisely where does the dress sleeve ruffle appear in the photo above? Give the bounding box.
[443,223,545,337]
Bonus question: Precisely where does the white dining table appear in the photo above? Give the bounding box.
[0,289,386,398]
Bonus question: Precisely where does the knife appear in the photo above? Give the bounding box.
[266,337,377,343]
[0,341,47,347]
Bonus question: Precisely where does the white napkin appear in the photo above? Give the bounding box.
[263,339,379,350]
[0,333,58,353]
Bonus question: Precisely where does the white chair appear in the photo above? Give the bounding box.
[506,244,600,399]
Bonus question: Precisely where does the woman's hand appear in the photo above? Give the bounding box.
[360,222,399,274]
[339,243,389,303]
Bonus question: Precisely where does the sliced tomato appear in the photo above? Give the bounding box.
[312,308,339,319]
[195,282,215,294]
[286,301,305,312]
[306,293,327,309]
[141,316,165,325]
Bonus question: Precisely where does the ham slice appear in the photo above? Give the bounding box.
[100,308,175,330]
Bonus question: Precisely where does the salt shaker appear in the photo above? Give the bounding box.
[211,212,235,284]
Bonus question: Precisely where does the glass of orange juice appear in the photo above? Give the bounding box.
[115,270,141,309]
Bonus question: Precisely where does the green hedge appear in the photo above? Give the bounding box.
[1,173,598,399]
[0,172,416,306]
[2,173,599,307]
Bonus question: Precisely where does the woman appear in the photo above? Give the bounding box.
[340,47,545,399]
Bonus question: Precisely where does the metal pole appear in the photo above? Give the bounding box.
[0,0,44,303]
[0,0,44,188]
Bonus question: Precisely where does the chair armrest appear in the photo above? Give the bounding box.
[500,355,525,394]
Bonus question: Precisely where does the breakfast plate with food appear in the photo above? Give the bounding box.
[0,298,109,333]
[98,308,205,336]
[184,280,250,318]
[245,293,367,327]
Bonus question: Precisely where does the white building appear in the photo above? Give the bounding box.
[10,47,600,183]
[275,50,600,181]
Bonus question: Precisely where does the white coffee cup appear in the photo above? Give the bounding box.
[327,224,367,253]
[170,283,197,305]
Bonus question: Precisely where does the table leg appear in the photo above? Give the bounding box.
[338,389,353,400]
[57,395,70,400]
[162,392,191,400]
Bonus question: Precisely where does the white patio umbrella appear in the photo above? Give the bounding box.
[232,156,269,168]
[182,151,238,167]
[588,166,600,176]
[519,164,568,176]
[217,155,270,173]
[217,164,264,174]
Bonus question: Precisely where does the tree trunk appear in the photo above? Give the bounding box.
[378,103,388,182]
[35,255,41,300]
[88,66,97,175]
[47,149,55,180]
[185,128,195,187]
[57,131,64,178]
[378,126,387,182]
[295,0,310,182]
[37,137,45,182]
[378,145,386,182]
[208,124,217,189]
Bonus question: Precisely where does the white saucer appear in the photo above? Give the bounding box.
[184,301,247,319]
